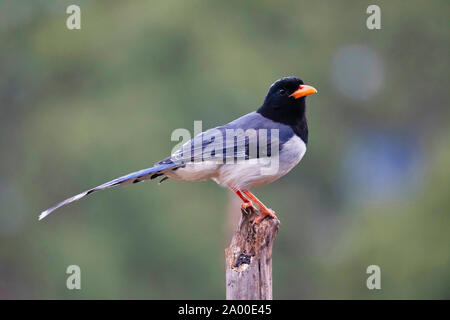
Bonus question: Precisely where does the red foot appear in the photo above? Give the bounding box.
[254,208,278,224]
[241,202,257,215]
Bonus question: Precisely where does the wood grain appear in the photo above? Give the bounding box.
[225,206,279,300]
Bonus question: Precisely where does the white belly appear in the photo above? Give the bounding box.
[164,161,220,182]
[214,135,306,190]
[165,135,306,190]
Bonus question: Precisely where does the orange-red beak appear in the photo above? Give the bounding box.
[289,84,318,99]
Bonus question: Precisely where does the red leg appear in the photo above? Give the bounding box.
[242,190,278,224]
[235,190,250,203]
[234,190,257,214]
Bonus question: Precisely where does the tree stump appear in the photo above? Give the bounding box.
[225,206,280,300]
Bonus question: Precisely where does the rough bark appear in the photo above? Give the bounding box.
[225,206,279,300]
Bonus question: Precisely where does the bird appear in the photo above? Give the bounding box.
[39,76,317,223]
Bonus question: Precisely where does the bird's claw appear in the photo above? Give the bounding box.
[241,202,257,215]
[253,208,278,224]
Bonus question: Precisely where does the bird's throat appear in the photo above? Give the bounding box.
[257,102,308,144]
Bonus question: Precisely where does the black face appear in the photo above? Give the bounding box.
[257,77,307,126]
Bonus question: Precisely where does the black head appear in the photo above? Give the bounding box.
[257,76,317,126]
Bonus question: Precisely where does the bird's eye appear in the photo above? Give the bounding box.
[279,89,286,95]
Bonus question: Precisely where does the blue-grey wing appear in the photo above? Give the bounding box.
[170,112,294,163]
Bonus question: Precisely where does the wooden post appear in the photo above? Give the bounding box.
[225,206,280,300]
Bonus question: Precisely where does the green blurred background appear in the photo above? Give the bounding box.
[1,0,449,299]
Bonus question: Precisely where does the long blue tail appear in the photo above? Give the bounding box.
[38,162,182,220]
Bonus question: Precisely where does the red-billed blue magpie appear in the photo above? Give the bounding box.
[39,77,317,223]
